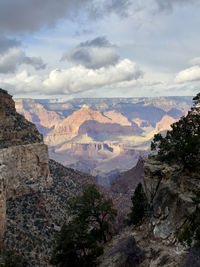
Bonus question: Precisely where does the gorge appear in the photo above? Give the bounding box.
[15,96,192,182]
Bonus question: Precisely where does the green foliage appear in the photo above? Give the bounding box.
[128,183,149,226]
[193,92,200,106]
[178,189,200,247]
[51,184,117,266]
[151,93,200,170]
[178,223,193,247]
[68,184,117,243]
[50,220,103,267]
[0,249,26,267]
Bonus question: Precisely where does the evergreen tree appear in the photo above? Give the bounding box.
[68,184,117,243]
[50,219,103,267]
[128,183,149,226]
[51,184,117,266]
[151,93,200,171]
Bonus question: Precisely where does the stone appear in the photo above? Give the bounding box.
[144,153,200,243]
[0,89,49,241]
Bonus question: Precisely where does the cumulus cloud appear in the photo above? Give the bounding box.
[0,48,46,73]
[175,66,200,83]
[61,36,119,69]
[1,59,143,95]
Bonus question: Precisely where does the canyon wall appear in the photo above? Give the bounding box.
[0,89,50,241]
[15,96,192,178]
[144,153,198,241]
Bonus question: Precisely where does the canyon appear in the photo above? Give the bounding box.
[15,96,192,181]
[0,88,199,266]
[0,89,94,265]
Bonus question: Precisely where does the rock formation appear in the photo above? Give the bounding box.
[15,97,191,179]
[0,88,50,241]
[0,88,94,265]
[144,153,197,242]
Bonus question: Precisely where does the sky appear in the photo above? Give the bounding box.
[0,0,200,99]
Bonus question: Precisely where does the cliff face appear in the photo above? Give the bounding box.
[0,89,94,265]
[144,153,198,241]
[0,88,50,241]
[5,159,94,265]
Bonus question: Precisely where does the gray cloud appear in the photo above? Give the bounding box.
[88,0,131,19]
[0,0,132,34]
[80,36,114,48]
[0,0,89,33]
[62,37,119,69]
[155,0,199,12]
[0,36,20,54]
[0,0,198,34]
[0,49,46,74]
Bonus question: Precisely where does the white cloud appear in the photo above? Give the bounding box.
[1,59,143,95]
[0,48,46,73]
[175,65,200,83]
[189,57,200,66]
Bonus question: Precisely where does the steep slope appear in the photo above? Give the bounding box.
[15,98,62,133]
[0,88,49,241]
[99,100,200,267]
[110,157,145,195]
[5,160,94,266]
[0,89,94,265]
[107,157,145,229]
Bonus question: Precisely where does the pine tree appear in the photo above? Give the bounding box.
[128,183,149,226]
[51,184,117,266]
[151,93,200,171]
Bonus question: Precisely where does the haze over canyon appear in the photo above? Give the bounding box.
[15,96,192,183]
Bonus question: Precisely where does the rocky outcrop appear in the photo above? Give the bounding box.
[144,153,199,242]
[5,159,94,265]
[0,89,94,265]
[98,226,187,267]
[0,89,50,241]
[0,90,43,149]
[98,230,145,267]
[155,115,176,132]
[15,98,62,131]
